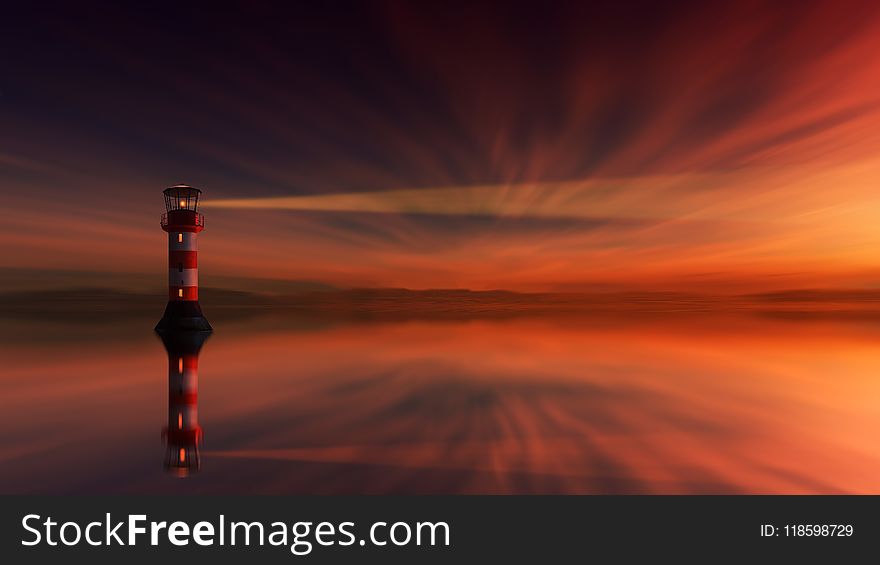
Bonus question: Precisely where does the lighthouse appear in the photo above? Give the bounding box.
[155,184,212,332]
[160,331,208,476]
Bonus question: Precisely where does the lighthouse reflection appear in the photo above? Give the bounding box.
[159,331,209,477]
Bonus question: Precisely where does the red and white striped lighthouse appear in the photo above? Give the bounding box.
[160,331,208,476]
[155,184,212,332]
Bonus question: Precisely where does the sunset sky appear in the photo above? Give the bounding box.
[4,1,880,292]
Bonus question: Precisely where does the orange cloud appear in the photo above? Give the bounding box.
[4,2,880,292]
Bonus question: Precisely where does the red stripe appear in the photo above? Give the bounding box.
[169,392,198,404]
[169,287,198,300]
[162,225,203,233]
[169,250,198,268]
[164,428,203,443]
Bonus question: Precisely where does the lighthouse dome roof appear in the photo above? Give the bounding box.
[164,184,201,195]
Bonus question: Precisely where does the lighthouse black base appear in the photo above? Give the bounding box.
[155,301,213,332]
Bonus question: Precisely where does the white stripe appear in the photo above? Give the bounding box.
[174,408,199,427]
[170,371,198,392]
[169,268,198,286]
[169,232,198,251]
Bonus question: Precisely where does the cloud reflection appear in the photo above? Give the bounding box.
[196,315,879,494]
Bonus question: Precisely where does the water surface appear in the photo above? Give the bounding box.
[2,309,879,494]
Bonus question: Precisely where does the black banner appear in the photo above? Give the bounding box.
[1,496,876,563]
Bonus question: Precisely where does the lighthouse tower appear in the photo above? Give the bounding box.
[155,184,212,332]
[160,331,208,476]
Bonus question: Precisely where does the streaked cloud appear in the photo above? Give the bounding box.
[4,2,880,291]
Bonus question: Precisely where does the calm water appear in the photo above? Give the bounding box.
[2,311,880,494]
